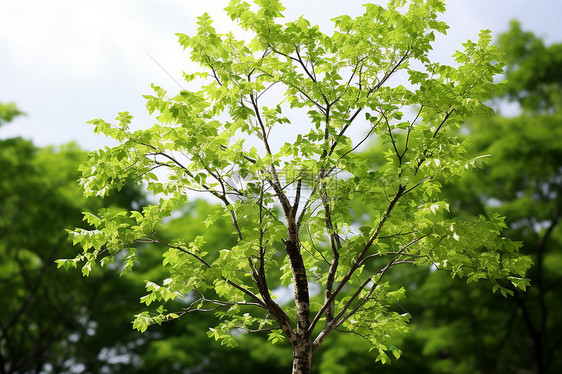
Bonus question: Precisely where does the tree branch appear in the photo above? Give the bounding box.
[138,238,266,308]
[432,109,455,138]
[308,185,406,334]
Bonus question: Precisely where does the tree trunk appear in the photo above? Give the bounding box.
[292,338,313,374]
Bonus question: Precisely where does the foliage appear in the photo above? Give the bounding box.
[63,0,530,371]
[134,199,292,373]
[499,20,562,111]
[368,23,562,374]
[0,137,144,373]
[0,102,24,127]
[0,129,288,373]
[404,108,562,374]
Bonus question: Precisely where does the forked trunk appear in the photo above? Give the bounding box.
[291,338,313,374]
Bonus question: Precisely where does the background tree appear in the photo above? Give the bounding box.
[61,1,531,373]
[499,20,562,111]
[0,103,289,373]
[411,111,562,374]
[0,134,148,374]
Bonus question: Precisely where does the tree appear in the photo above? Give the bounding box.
[492,23,562,373]
[61,1,531,372]
[0,103,154,374]
[498,20,562,112]
[0,135,157,373]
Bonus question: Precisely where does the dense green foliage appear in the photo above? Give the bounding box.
[0,109,289,373]
[60,0,530,372]
[407,22,562,373]
[499,20,562,111]
[346,22,562,374]
[0,136,141,373]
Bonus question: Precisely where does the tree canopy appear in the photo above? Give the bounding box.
[60,0,531,372]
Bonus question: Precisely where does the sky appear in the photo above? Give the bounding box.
[1,0,562,150]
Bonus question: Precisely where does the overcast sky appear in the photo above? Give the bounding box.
[1,0,561,150]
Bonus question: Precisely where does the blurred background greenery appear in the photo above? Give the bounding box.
[1,22,561,373]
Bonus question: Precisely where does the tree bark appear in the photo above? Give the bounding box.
[292,337,313,374]
[284,205,313,374]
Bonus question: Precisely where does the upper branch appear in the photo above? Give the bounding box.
[432,109,455,138]
[383,112,403,165]
[308,184,406,333]
[248,92,293,217]
[326,49,411,159]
